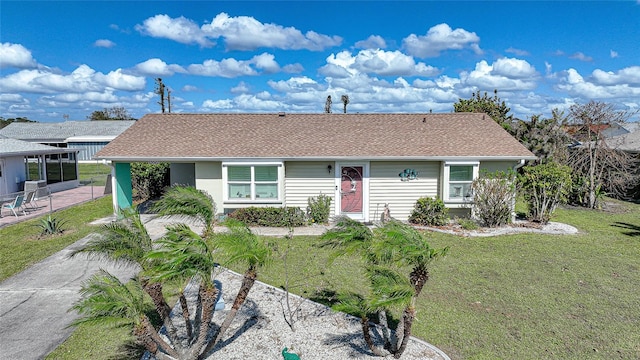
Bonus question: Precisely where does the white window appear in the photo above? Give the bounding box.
[443,162,479,202]
[224,164,282,202]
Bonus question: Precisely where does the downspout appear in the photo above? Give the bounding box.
[511,159,526,222]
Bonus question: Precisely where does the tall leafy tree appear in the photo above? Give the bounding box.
[453,90,513,131]
[511,109,570,165]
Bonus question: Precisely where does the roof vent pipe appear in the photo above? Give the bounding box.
[278,112,286,117]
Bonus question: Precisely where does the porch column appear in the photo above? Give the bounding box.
[113,162,132,212]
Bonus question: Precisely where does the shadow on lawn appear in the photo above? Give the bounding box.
[612,222,640,237]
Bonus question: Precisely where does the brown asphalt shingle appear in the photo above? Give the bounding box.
[95,113,536,160]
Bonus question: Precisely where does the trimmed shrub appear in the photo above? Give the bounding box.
[472,170,515,227]
[409,197,449,226]
[307,194,332,224]
[518,162,572,223]
[457,217,479,230]
[228,206,306,227]
[131,162,170,201]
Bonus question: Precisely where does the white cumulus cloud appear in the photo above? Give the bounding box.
[135,14,215,47]
[186,53,288,78]
[355,35,387,49]
[320,49,439,78]
[402,23,482,58]
[0,64,145,94]
[569,52,593,62]
[201,12,342,51]
[556,68,640,99]
[461,59,538,91]
[0,43,38,69]
[591,66,640,86]
[134,58,185,76]
[94,39,116,48]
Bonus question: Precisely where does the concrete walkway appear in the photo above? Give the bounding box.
[0,236,138,360]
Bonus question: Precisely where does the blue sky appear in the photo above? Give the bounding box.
[1,1,639,122]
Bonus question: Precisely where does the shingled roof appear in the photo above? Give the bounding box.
[0,120,135,142]
[0,135,77,158]
[95,113,535,161]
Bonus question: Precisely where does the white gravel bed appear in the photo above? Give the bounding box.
[148,268,450,360]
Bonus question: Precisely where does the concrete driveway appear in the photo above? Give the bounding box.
[0,235,139,360]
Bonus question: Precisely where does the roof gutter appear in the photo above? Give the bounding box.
[95,155,538,162]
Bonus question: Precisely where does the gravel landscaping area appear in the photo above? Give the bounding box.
[149,267,450,360]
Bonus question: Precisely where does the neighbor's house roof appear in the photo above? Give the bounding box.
[0,135,78,158]
[0,120,135,143]
[95,113,536,161]
[605,127,640,153]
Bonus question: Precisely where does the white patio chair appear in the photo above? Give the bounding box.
[23,191,38,212]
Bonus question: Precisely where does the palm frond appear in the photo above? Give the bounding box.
[319,216,373,263]
[332,292,370,318]
[366,266,413,310]
[214,219,272,269]
[151,186,216,229]
[71,270,147,327]
[146,224,217,284]
[372,221,448,267]
[69,208,152,269]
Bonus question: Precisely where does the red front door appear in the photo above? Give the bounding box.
[340,166,363,213]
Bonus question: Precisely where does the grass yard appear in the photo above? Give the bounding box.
[78,162,111,186]
[246,200,640,360]
[0,196,113,281]
[40,199,640,359]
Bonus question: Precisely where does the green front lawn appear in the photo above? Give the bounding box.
[39,199,640,359]
[0,196,113,281]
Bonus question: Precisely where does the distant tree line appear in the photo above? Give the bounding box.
[87,106,136,121]
[0,116,36,129]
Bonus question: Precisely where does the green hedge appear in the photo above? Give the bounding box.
[228,206,306,227]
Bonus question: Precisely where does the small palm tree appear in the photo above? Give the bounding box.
[333,292,388,357]
[372,221,449,358]
[146,223,220,358]
[71,270,179,359]
[69,208,180,345]
[152,186,217,237]
[321,219,448,358]
[200,219,272,358]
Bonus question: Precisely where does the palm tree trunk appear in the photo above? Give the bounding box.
[394,307,416,359]
[377,309,392,351]
[142,280,181,350]
[199,268,257,359]
[139,315,180,359]
[361,317,387,357]
[188,284,218,360]
[179,292,193,340]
